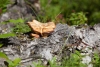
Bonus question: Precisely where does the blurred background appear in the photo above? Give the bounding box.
[0,0,100,25]
[39,0,100,25]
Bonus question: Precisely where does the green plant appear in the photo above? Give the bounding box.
[90,12,100,25]
[33,57,58,67]
[0,18,30,38]
[33,61,44,67]
[92,53,100,67]
[0,52,21,67]
[40,0,100,25]
[39,0,61,22]
[0,0,10,15]
[0,43,3,47]
[12,23,31,34]
[68,12,87,25]
[31,51,100,67]
[48,57,58,67]
[33,51,87,67]
[2,18,31,34]
[61,50,87,67]
[0,52,9,60]
[6,58,21,67]
[0,33,16,38]
[10,18,31,34]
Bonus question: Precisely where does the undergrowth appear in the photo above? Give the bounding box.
[0,18,31,38]
[40,0,100,25]
[33,51,100,67]
[0,49,100,67]
[0,52,21,67]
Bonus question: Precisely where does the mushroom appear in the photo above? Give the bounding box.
[27,20,56,37]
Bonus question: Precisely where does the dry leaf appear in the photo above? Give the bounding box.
[27,20,56,37]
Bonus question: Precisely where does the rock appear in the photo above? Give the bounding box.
[0,23,100,67]
[0,0,39,22]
